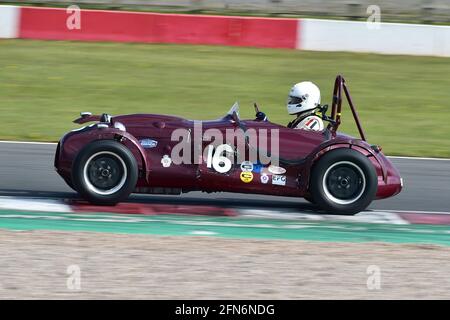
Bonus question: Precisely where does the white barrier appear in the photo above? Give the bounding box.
[299,19,450,57]
[0,5,19,38]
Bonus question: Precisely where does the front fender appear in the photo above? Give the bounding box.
[301,139,401,199]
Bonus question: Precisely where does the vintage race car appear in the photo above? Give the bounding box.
[54,76,402,215]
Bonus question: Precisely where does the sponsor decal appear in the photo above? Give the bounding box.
[240,171,253,183]
[272,175,286,186]
[260,173,269,184]
[161,155,172,168]
[240,161,254,172]
[139,138,158,149]
[268,165,287,175]
[253,163,263,173]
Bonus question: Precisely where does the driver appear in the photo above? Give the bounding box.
[286,81,324,131]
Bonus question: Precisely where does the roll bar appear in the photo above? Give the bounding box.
[329,75,367,141]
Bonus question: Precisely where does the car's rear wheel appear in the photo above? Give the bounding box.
[310,148,377,215]
[72,140,138,205]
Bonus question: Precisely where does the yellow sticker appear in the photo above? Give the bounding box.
[240,171,253,183]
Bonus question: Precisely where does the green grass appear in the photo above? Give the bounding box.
[0,39,449,157]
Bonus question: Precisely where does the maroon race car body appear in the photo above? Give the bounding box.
[54,76,402,214]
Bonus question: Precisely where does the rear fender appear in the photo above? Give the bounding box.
[59,128,149,183]
[101,130,149,182]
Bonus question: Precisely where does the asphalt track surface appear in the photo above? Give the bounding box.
[0,142,449,213]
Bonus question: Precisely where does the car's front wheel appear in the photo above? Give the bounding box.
[72,140,138,205]
[310,148,377,215]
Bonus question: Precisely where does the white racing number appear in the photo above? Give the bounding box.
[206,144,233,174]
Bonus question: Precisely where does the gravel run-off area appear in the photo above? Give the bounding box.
[0,229,449,299]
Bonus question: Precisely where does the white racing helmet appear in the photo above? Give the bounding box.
[286,81,321,115]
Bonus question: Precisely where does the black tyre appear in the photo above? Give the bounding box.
[63,176,76,191]
[310,148,377,215]
[303,194,316,205]
[72,140,138,205]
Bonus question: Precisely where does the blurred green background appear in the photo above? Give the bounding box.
[0,39,449,157]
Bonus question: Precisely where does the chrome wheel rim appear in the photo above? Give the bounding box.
[322,161,366,205]
[83,151,127,195]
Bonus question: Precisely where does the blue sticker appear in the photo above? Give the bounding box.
[253,164,263,173]
[140,138,158,149]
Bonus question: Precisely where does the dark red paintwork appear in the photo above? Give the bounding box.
[54,76,402,201]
